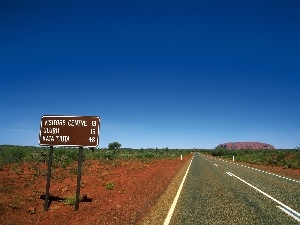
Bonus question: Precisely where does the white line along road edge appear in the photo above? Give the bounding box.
[164,156,194,225]
[226,172,300,222]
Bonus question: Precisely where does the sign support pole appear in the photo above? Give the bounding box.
[44,145,54,211]
[75,147,83,211]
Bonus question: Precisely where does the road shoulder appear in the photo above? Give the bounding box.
[140,155,193,225]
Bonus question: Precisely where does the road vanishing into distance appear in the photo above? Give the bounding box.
[166,153,300,225]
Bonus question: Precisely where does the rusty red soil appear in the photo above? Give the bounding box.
[0,154,192,225]
[1,153,299,225]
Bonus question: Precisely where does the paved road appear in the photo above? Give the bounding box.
[168,153,300,225]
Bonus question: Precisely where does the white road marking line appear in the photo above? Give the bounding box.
[164,156,194,225]
[207,155,300,184]
[277,206,300,222]
[226,172,300,222]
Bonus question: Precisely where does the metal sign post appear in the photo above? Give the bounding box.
[39,115,100,211]
[75,147,83,211]
[44,145,54,211]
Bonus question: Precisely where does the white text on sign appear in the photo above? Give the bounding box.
[42,135,70,143]
[44,119,89,127]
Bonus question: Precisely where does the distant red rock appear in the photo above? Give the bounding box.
[217,142,275,150]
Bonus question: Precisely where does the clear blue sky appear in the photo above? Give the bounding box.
[1,0,299,149]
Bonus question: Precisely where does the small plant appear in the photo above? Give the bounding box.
[105,182,114,190]
[104,151,114,160]
[9,199,22,210]
[27,196,36,202]
[0,184,14,193]
[64,196,77,205]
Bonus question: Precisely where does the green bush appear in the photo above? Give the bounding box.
[0,146,193,167]
[64,196,77,205]
[105,182,114,190]
[208,149,300,169]
[104,150,114,160]
[144,151,155,158]
[0,147,26,164]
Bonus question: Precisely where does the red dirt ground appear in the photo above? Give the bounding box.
[0,155,192,225]
[0,153,299,225]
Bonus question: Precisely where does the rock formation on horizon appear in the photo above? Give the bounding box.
[217,142,275,150]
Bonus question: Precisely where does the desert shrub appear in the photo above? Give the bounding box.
[209,149,300,169]
[11,148,26,162]
[144,151,155,158]
[53,148,81,168]
[283,158,299,169]
[211,147,236,157]
[9,199,22,210]
[104,150,114,160]
[88,150,103,159]
[105,182,114,190]
[0,184,15,193]
[64,196,77,205]
[0,147,26,164]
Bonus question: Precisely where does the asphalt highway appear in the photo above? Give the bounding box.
[167,153,300,225]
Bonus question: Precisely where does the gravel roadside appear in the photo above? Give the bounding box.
[140,154,193,225]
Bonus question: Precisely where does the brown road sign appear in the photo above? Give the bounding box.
[39,115,100,147]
